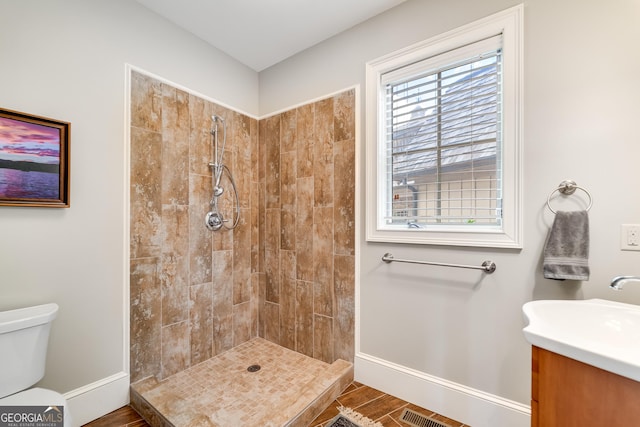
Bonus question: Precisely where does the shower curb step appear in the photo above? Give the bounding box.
[130,385,173,427]
[130,338,353,427]
[285,359,354,427]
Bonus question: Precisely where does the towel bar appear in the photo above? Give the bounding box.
[381,253,497,274]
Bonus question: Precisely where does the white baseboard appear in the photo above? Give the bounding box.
[64,372,130,426]
[354,353,530,427]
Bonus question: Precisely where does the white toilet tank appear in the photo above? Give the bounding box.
[0,303,59,399]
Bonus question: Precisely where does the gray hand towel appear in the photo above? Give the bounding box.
[543,210,590,281]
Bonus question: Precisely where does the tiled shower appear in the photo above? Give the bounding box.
[129,71,355,383]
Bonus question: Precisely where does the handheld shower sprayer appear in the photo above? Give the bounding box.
[205,115,240,231]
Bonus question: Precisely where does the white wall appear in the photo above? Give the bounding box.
[3,0,640,425]
[0,0,257,422]
[261,0,640,424]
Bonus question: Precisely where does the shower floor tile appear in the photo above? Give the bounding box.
[130,338,353,427]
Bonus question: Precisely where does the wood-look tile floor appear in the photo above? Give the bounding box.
[83,382,468,427]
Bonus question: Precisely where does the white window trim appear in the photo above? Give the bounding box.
[365,4,523,249]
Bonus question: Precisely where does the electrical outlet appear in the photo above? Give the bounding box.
[621,224,640,251]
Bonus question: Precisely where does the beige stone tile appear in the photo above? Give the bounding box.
[334,255,355,362]
[280,150,296,209]
[250,181,260,274]
[233,210,251,305]
[296,176,314,282]
[280,275,296,351]
[212,250,233,355]
[281,109,297,153]
[188,94,213,177]
[250,118,259,182]
[234,111,252,153]
[295,280,314,357]
[334,89,355,143]
[251,117,261,270]
[264,115,280,209]
[280,152,296,252]
[250,272,260,339]
[313,206,334,317]
[264,302,280,344]
[264,205,280,252]
[313,98,334,207]
[234,155,251,212]
[257,180,266,273]
[189,174,212,285]
[258,119,267,181]
[189,170,211,210]
[161,321,190,379]
[314,314,334,363]
[257,272,266,338]
[130,126,162,259]
[189,282,213,365]
[130,258,161,383]
[131,71,162,133]
[264,207,280,304]
[211,217,233,251]
[333,138,356,256]
[296,103,314,178]
[233,301,252,347]
[161,84,190,206]
[280,209,296,252]
[264,248,280,304]
[161,204,189,326]
[280,250,296,280]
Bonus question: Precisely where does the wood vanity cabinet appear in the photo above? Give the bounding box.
[531,346,640,426]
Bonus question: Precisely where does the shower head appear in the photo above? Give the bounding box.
[210,115,225,135]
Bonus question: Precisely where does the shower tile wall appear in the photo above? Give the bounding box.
[130,71,259,383]
[130,70,355,383]
[259,90,355,364]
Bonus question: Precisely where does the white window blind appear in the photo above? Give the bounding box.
[366,5,523,247]
[382,36,503,228]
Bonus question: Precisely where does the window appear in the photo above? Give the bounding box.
[365,5,523,248]
[385,37,502,228]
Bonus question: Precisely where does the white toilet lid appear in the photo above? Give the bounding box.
[0,388,70,427]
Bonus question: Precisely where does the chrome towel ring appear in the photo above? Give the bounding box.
[546,179,593,214]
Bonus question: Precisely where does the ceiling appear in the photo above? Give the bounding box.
[135,0,407,72]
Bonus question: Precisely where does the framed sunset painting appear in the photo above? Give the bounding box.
[0,108,70,207]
